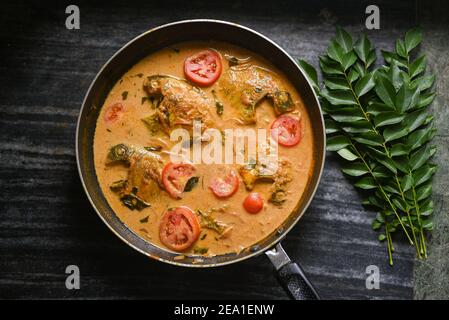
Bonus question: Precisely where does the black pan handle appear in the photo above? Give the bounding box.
[265,243,320,300]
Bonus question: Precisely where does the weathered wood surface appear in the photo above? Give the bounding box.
[1,0,447,300]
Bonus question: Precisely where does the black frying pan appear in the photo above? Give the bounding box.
[76,19,326,300]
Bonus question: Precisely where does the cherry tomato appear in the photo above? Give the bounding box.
[243,192,264,214]
[209,170,239,198]
[184,49,222,86]
[162,162,197,199]
[159,206,201,251]
[271,115,302,147]
[103,102,124,124]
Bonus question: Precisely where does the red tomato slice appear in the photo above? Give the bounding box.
[209,170,239,198]
[271,115,302,147]
[184,49,222,86]
[162,162,197,199]
[103,102,124,124]
[243,192,264,214]
[159,206,201,251]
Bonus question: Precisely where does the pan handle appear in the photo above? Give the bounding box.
[265,243,320,300]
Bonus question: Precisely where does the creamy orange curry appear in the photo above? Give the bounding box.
[94,41,315,256]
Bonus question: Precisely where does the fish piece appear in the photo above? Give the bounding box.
[238,160,292,206]
[107,144,164,202]
[143,75,213,134]
[219,65,295,124]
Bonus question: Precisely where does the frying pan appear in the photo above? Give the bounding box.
[76,20,325,300]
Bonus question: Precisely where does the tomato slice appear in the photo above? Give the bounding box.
[162,162,197,199]
[209,170,239,198]
[184,49,222,86]
[243,192,264,214]
[159,206,201,251]
[103,102,124,124]
[271,115,302,147]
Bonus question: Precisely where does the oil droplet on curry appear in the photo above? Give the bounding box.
[94,41,315,257]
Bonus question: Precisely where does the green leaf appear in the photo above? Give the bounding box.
[378,234,386,241]
[408,88,421,111]
[411,74,435,92]
[404,109,429,133]
[325,119,339,134]
[382,50,407,68]
[390,143,411,157]
[383,125,408,142]
[392,197,408,212]
[354,33,371,64]
[395,39,407,58]
[394,156,410,174]
[374,112,405,127]
[407,125,435,150]
[341,162,369,176]
[422,220,433,231]
[321,90,357,106]
[409,144,437,171]
[355,73,375,97]
[348,69,360,83]
[388,61,402,91]
[340,120,372,133]
[353,132,384,147]
[337,148,358,161]
[372,220,382,231]
[327,40,345,63]
[327,135,350,151]
[416,182,432,201]
[341,51,358,70]
[320,58,344,75]
[367,102,395,116]
[405,27,422,53]
[372,166,390,178]
[335,27,353,53]
[324,78,350,90]
[413,164,437,187]
[368,194,385,208]
[410,55,426,78]
[401,173,414,192]
[375,76,397,107]
[366,51,377,68]
[395,83,414,113]
[299,59,318,87]
[355,176,377,189]
[420,199,434,216]
[416,92,436,109]
[330,107,366,122]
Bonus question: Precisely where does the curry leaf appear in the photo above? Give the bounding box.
[337,148,358,161]
[375,76,397,107]
[327,135,350,151]
[405,27,422,52]
[410,55,427,79]
[355,73,375,97]
[342,162,369,176]
[355,177,377,189]
[354,33,371,64]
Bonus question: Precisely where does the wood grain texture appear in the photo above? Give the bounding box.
[2,0,441,300]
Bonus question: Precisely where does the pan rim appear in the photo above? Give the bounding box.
[75,19,326,268]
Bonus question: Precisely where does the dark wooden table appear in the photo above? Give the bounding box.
[1,0,447,300]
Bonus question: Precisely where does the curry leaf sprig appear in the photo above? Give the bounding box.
[299,27,437,265]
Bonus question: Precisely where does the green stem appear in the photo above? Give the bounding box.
[411,184,427,257]
[346,139,414,244]
[395,175,421,258]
